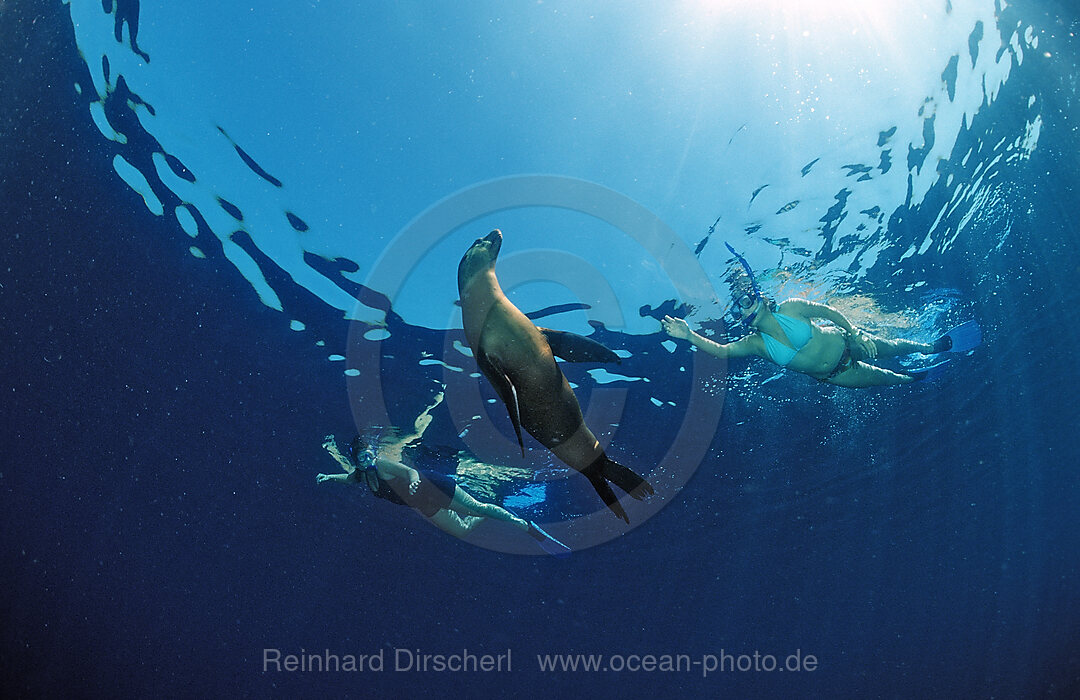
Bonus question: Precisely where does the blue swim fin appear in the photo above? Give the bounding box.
[527,521,572,558]
[932,320,982,354]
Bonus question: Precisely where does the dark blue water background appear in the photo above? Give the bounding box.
[2,1,1078,697]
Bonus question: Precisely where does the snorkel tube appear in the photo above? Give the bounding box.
[725,242,760,298]
[725,242,761,326]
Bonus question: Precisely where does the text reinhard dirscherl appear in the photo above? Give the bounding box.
[262,648,819,677]
[263,648,512,673]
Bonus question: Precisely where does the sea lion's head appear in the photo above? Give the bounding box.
[457,229,503,293]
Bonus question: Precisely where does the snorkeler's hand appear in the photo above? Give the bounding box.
[851,332,877,359]
[316,473,331,483]
[662,315,691,340]
[409,477,421,495]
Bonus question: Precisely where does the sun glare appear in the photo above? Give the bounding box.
[681,0,907,41]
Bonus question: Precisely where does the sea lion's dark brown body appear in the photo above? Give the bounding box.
[457,229,653,522]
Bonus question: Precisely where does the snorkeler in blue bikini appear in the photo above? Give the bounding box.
[661,243,981,388]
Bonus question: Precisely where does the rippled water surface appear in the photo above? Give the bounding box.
[3,0,1079,696]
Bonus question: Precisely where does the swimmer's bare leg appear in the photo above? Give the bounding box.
[428,510,483,538]
[447,489,529,532]
[865,335,934,358]
[825,361,917,388]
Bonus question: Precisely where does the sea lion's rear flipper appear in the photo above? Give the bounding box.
[477,351,526,456]
[539,329,621,364]
[581,453,655,523]
[600,456,655,500]
[581,460,629,524]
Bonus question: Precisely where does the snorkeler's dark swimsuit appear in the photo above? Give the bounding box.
[350,468,457,517]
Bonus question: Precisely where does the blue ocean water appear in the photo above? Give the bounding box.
[2,0,1079,697]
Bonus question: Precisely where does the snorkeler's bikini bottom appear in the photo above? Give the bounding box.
[820,346,855,381]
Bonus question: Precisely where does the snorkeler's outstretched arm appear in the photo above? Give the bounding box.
[662,316,759,359]
[321,435,354,472]
[780,299,856,332]
[317,473,350,484]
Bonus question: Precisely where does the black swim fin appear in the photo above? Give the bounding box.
[581,453,654,524]
[539,328,621,364]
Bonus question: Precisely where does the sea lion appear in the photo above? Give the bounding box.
[457,229,654,523]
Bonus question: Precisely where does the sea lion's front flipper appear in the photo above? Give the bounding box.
[477,351,526,456]
[539,329,621,364]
